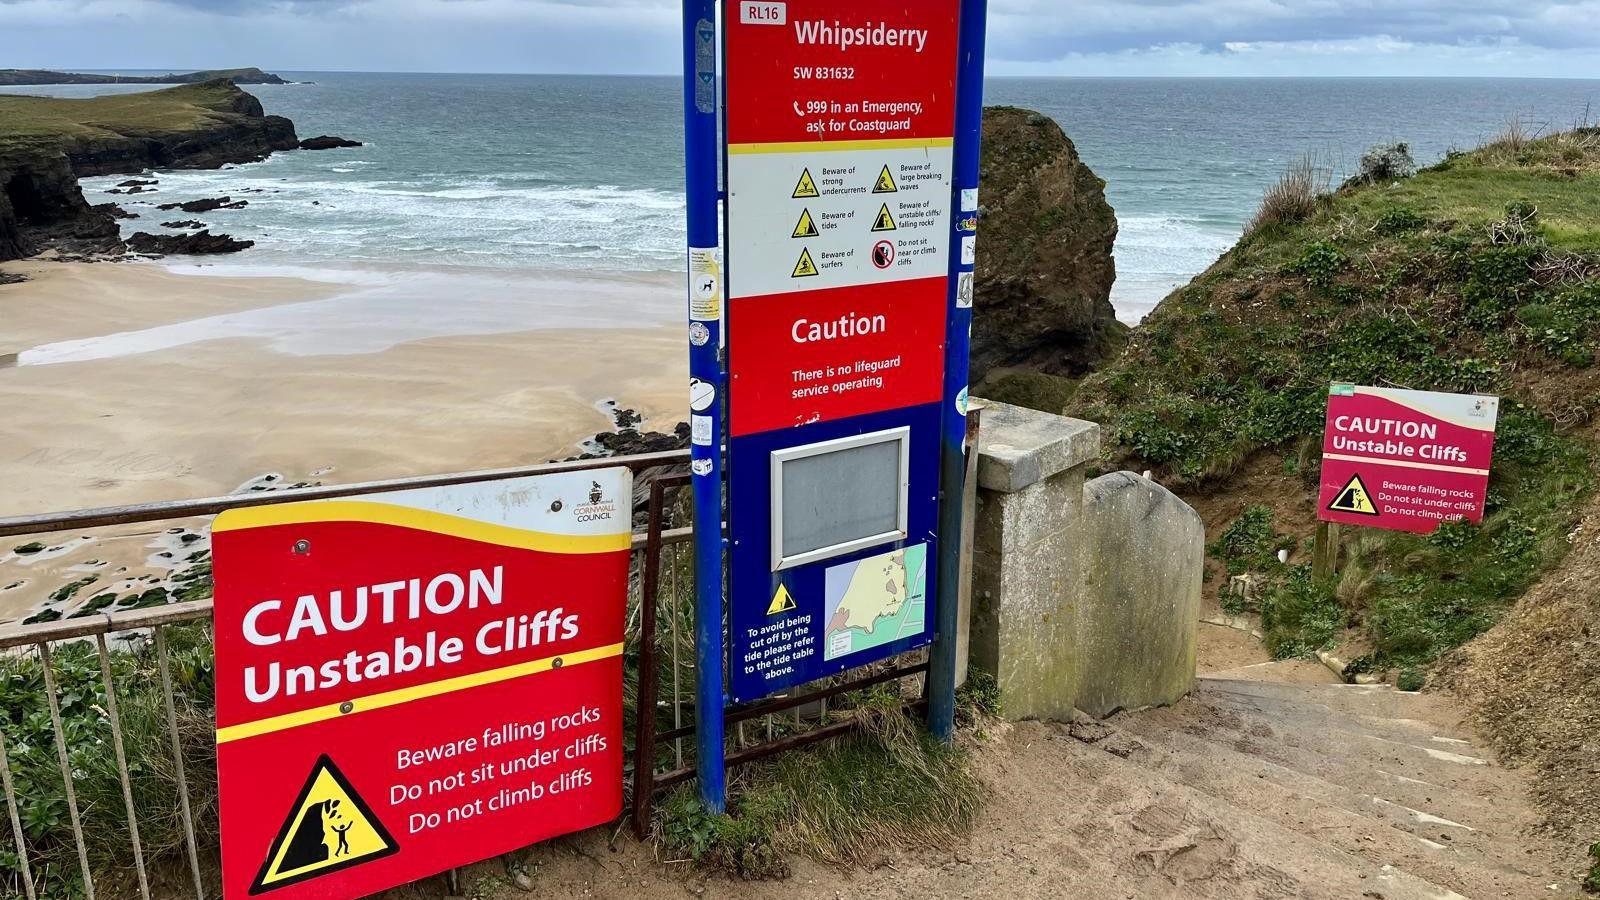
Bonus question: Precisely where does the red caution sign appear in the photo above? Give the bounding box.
[213,471,631,898]
[724,0,959,435]
[1318,385,1499,534]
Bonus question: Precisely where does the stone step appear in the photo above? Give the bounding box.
[1178,686,1527,810]
[1200,681,1494,762]
[1141,700,1536,839]
[1200,676,1472,730]
[1109,709,1556,894]
[1035,722,1468,900]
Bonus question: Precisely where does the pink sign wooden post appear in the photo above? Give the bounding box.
[1318,384,1499,535]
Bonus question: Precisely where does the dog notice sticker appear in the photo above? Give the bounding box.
[1318,384,1499,534]
[212,471,631,898]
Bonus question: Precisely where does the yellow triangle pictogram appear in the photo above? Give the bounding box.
[251,755,398,894]
[791,247,819,278]
[792,208,820,239]
[767,583,797,616]
[871,203,897,232]
[872,165,897,194]
[792,168,820,199]
[1327,473,1379,516]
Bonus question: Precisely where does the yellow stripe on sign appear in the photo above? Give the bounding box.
[212,500,632,554]
[727,137,953,155]
[216,642,625,744]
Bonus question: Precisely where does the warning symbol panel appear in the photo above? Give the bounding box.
[793,168,820,199]
[871,203,896,232]
[792,248,819,278]
[250,755,398,895]
[1327,474,1379,516]
[792,208,820,239]
[873,165,897,194]
[767,583,797,615]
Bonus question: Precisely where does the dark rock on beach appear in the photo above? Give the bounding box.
[117,179,157,187]
[126,229,254,256]
[160,219,206,229]
[299,135,363,150]
[972,107,1123,382]
[95,202,138,220]
[157,196,246,213]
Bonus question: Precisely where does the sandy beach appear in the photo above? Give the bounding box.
[0,258,686,622]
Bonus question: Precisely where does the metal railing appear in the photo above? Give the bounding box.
[0,452,689,899]
[0,426,972,897]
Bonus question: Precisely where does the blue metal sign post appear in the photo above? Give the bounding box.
[681,0,726,813]
[682,0,988,813]
[927,0,989,742]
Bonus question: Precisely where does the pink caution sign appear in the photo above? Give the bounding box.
[1318,384,1499,534]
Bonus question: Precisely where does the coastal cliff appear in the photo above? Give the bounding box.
[0,67,289,86]
[0,80,299,260]
[1068,126,1600,842]
[973,107,1123,383]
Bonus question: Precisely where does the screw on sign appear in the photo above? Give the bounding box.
[1318,384,1499,534]
[211,470,632,898]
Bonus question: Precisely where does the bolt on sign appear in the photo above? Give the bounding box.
[1319,384,1499,534]
[723,0,960,703]
[212,471,631,898]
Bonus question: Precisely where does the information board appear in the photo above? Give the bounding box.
[1319,384,1499,534]
[724,0,961,702]
[212,471,630,898]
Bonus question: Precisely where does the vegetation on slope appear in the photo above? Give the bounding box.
[0,81,270,159]
[1069,127,1600,672]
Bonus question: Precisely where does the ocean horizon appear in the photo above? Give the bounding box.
[10,72,1599,322]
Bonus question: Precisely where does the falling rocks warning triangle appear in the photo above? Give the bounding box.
[767,583,797,615]
[792,208,820,238]
[792,168,820,199]
[872,203,897,232]
[250,754,399,894]
[791,248,819,278]
[1328,474,1379,516]
[872,165,897,194]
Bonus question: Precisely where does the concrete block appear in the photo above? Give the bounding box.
[1075,471,1203,717]
[974,400,1099,494]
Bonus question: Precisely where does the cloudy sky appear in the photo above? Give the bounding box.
[1,0,1598,77]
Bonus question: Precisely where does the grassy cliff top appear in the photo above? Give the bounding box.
[0,67,286,86]
[1076,128,1600,482]
[0,80,263,159]
[1056,127,1600,677]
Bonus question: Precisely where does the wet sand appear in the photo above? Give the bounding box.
[0,258,686,621]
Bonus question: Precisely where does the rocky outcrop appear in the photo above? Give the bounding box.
[160,219,206,229]
[299,135,362,150]
[0,81,299,261]
[126,230,254,255]
[158,196,247,213]
[0,153,122,258]
[974,107,1123,382]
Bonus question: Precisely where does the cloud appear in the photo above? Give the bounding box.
[0,0,1597,75]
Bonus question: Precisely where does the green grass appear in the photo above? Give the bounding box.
[0,81,251,158]
[653,687,986,878]
[1075,128,1600,673]
[1584,841,1600,894]
[0,629,216,900]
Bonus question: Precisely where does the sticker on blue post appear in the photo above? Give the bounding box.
[960,188,978,212]
[689,247,722,321]
[694,18,716,114]
[956,271,973,308]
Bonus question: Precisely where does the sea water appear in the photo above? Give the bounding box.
[19,73,1600,323]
